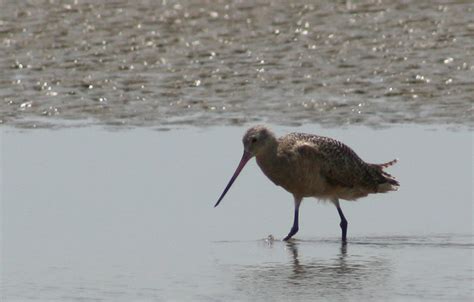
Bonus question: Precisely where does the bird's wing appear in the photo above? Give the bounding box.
[293,134,369,188]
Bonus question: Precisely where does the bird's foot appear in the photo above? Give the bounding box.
[283,227,298,241]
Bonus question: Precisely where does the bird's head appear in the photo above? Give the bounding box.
[214,125,276,207]
[242,125,276,157]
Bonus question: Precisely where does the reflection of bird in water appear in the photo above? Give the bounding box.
[234,240,390,299]
[215,126,399,242]
[286,241,348,278]
[286,241,303,275]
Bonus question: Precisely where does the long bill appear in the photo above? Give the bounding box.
[214,150,253,207]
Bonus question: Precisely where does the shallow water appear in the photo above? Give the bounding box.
[1,2,473,300]
[2,125,472,301]
[1,1,473,129]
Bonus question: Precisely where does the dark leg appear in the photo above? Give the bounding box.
[283,197,302,241]
[334,199,348,243]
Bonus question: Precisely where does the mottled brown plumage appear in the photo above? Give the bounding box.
[215,125,399,242]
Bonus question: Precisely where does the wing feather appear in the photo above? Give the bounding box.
[292,133,376,190]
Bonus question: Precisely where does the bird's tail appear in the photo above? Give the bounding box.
[372,159,399,192]
[375,158,398,169]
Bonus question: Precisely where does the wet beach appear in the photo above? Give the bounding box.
[1,1,473,301]
[2,125,472,301]
[1,0,473,129]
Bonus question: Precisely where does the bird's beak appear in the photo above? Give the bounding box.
[214,150,253,207]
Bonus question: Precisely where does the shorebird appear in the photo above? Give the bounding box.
[214,125,399,242]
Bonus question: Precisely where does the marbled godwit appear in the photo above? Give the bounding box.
[214,125,399,242]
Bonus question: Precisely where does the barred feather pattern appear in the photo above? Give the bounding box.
[255,131,399,200]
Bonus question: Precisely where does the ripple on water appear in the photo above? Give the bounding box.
[1,1,473,129]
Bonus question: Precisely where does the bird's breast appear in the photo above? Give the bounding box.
[255,153,288,185]
[255,152,326,197]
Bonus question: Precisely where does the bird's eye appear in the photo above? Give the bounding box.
[251,137,258,143]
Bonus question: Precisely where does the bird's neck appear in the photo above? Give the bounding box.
[255,140,279,174]
[256,138,278,159]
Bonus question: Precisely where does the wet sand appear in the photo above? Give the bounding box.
[2,125,472,301]
[1,1,473,129]
[2,1,472,300]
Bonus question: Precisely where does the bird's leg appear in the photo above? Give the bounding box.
[283,197,302,241]
[334,199,348,243]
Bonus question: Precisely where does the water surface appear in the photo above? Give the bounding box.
[2,125,472,301]
[1,1,473,129]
